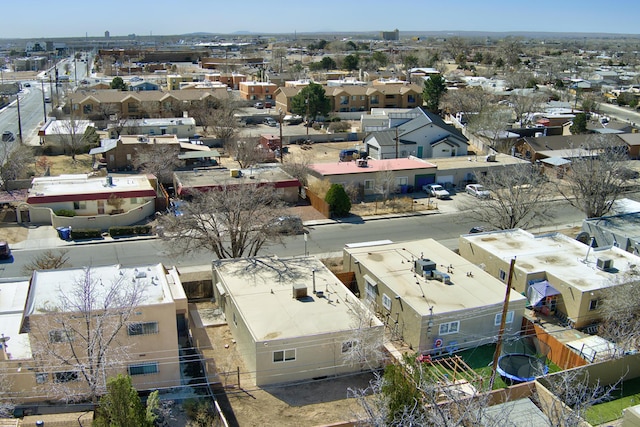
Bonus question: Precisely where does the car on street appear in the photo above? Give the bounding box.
[23,82,30,87]
[254,102,264,109]
[423,184,450,199]
[44,96,51,103]
[0,241,11,259]
[465,184,491,198]
[264,117,277,127]
[2,131,15,142]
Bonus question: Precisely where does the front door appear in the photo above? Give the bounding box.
[97,200,105,215]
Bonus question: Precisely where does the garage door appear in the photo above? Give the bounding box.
[437,175,454,184]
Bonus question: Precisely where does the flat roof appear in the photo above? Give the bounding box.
[430,153,530,172]
[214,256,382,342]
[27,173,156,203]
[44,119,94,136]
[344,239,525,317]
[24,264,179,317]
[310,158,436,177]
[174,165,298,194]
[460,229,639,292]
[0,279,32,359]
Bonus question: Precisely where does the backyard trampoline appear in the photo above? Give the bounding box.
[496,334,550,384]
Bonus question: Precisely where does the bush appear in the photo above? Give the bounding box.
[109,225,152,237]
[325,184,351,217]
[328,121,350,133]
[54,209,76,217]
[70,228,102,239]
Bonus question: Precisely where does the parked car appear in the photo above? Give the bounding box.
[465,184,491,198]
[339,149,366,162]
[264,117,277,127]
[44,96,51,103]
[423,184,450,199]
[254,102,264,109]
[469,226,486,234]
[0,241,11,259]
[23,82,30,87]
[2,131,15,142]
[270,215,304,235]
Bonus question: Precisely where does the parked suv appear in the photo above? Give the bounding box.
[0,241,11,259]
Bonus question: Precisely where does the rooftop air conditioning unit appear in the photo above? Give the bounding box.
[415,258,437,276]
[293,284,308,299]
[596,257,613,271]
[431,270,451,285]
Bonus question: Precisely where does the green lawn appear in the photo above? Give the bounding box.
[585,376,640,425]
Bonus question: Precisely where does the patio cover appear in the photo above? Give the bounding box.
[527,281,561,307]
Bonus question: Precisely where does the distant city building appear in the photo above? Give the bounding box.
[380,29,400,41]
[105,30,110,38]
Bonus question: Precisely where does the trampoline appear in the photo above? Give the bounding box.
[496,334,550,384]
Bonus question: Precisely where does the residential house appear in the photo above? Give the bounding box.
[364,107,469,160]
[89,134,209,173]
[212,256,384,386]
[167,74,194,90]
[37,118,95,154]
[513,134,626,163]
[105,117,197,139]
[67,89,229,121]
[239,81,277,103]
[307,157,437,196]
[615,133,640,159]
[203,72,246,90]
[23,173,159,229]
[0,264,187,403]
[343,239,527,354]
[459,229,640,329]
[582,211,640,255]
[173,165,300,203]
[130,81,160,92]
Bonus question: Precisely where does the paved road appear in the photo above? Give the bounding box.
[1,200,585,278]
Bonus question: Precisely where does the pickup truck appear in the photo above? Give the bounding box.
[423,184,450,199]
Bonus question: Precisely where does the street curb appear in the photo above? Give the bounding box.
[303,208,440,227]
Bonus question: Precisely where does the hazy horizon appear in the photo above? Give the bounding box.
[1,0,638,40]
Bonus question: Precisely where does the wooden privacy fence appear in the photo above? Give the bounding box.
[522,318,588,370]
[305,187,330,218]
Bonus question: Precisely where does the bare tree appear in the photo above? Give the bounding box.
[557,137,631,218]
[132,143,183,184]
[460,164,553,230]
[208,101,240,143]
[21,249,71,276]
[158,183,285,259]
[0,143,32,189]
[280,151,311,187]
[467,106,514,153]
[510,92,547,126]
[225,138,269,169]
[0,374,14,418]
[342,299,384,371]
[375,168,397,206]
[59,117,87,162]
[29,267,147,403]
[441,87,496,118]
[598,272,640,353]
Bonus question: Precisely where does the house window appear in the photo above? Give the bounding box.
[83,104,93,114]
[73,201,86,210]
[130,197,138,204]
[128,102,138,113]
[54,371,78,383]
[494,311,515,326]
[360,96,365,101]
[35,373,48,384]
[351,95,356,101]
[364,277,377,301]
[439,321,460,335]
[370,96,379,105]
[342,340,358,353]
[126,153,132,161]
[408,94,416,103]
[128,362,159,376]
[49,329,73,343]
[340,96,349,105]
[273,349,296,363]
[127,322,158,336]
[364,179,374,190]
[395,176,408,186]
[499,269,507,282]
[385,94,394,99]
[382,293,392,311]
[589,299,599,311]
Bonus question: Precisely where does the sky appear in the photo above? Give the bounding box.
[1,0,638,39]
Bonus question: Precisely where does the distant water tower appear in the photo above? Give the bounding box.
[105,30,110,38]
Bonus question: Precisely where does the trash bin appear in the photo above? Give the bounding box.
[56,227,71,240]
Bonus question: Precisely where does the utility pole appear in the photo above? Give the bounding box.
[40,79,47,122]
[16,94,23,144]
[395,126,399,158]
[305,94,310,140]
[490,257,516,389]
[278,108,284,163]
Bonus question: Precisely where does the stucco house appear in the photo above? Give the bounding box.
[212,256,384,386]
[1,264,187,403]
[459,229,640,330]
[343,239,527,355]
[363,107,469,160]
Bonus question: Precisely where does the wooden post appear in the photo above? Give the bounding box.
[490,257,516,389]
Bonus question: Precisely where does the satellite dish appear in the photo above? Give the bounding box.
[576,232,590,245]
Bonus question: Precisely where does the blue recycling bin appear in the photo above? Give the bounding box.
[56,227,71,240]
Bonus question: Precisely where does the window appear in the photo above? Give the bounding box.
[364,179,374,190]
[73,201,86,210]
[589,299,599,311]
[127,322,158,336]
[35,373,48,384]
[273,349,296,363]
[360,96,365,101]
[407,94,416,103]
[395,176,408,186]
[365,277,377,301]
[54,371,78,383]
[370,96,379,105]
[340,96,349,105]
[83,104,93,114]
[128,362,159,376]
[49,329,73,343]
[342,340,358,353]
[385,94,394,99]
[351,95,356,101]
[382,293,392,310]
[126,153,132,161]
[494,311,515,326]
[439,321,460,335]
[499,269,507,282]
[130,197,138,204]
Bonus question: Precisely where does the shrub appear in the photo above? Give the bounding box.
[70,228,102,239]
[325,184,351,217]
[54,209,77,217]
[109,225,152,237]
[328,121,350,133]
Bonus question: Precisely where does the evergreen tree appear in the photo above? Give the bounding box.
[422,74,447,113]
[325,184,351,217]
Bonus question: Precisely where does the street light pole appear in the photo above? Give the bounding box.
[16,94,23,144]
[40,79,47,122]
[278,108,284,163]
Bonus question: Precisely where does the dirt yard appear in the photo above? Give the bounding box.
[196,303,373,427]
